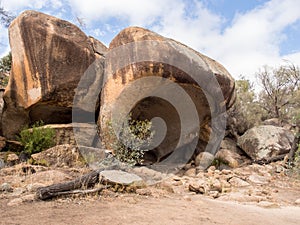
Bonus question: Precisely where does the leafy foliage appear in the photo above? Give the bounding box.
[0,51,11,73]
[107,116,154,166]
[18,121,56,155]
[0,52,11,86]
[228,77,264,135]
[256,63,300,123]
[230,63,300,137]
[0,6,15,28]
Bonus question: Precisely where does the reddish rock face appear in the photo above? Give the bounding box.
[99,27,236,163]
[2,10,106,139]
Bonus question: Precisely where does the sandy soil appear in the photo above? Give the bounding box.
[1,192,300,225]
[1,162,300,225]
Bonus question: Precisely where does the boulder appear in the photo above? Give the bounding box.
[98,27,235,164]
[2,10,107,139]
[237,125,294,160]
[30,144,86,167]
[100,170,144,186]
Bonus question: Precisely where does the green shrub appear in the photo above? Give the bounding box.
[107,116,154,166]
[18,121,55,155]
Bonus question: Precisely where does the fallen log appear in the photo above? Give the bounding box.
[36,169,101,200]
[38,185,109,199]
[36,162,145,200]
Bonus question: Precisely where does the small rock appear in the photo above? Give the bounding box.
[257,201,279,208]
[0,158,5,169]
[185,168,196,177]
[275,165,284,173]
[228,177,250,187]
[195,152,214,169]
[210,179,222,192]
[248,174,269,185]
[7,198,23,206]
[188,182,206,194]
[0,183,13,192]
[209,191,220,198]
[136,188,152,196]
[208,166,216,172]
[12,187,26,197]
[295,199,300,205]
[221,169,232,175]
[6,153,19,165]
[21,194,36,202]
[26,183,45,192]
[215,149,240,168]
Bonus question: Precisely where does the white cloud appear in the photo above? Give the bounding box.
[67,0,175,26]
[213,0,300,79]
[1,0,300,82]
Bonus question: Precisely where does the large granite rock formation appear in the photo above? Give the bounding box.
[98,27,235,164]
[2,10,106,139]
[2,11,235,166]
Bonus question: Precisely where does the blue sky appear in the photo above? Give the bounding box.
[0,0,300,81]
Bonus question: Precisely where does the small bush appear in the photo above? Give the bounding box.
[107,116,154,166]
[18,121,55,155]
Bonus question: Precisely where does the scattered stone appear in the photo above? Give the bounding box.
[26,183,45,192]
[100,170,144,186]
[257,201,279,208]
[21,194,36,202]
[275,165,284,173]
[12,187,26,197]
[7,198,23,206]
[295,199,300,205]
[221,169,232,175]
[248,174,269,185]
[215,149,240,168]
[218,192,264,202]
[6,153,19,165]
[0,182,13,192]
[209,191,220,198]
[228,177,250,187]
[136,188,152,196]
[0,158,5,169]
[188,182,207,194]
[184,168,196,177]
[210,179,222,192]
[195,152,215,170]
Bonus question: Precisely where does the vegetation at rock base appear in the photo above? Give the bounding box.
[18,121,55,156]
[106,116,154,166]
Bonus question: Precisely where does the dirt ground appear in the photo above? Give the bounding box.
[1,193,300,225]
[0,162,300,225]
